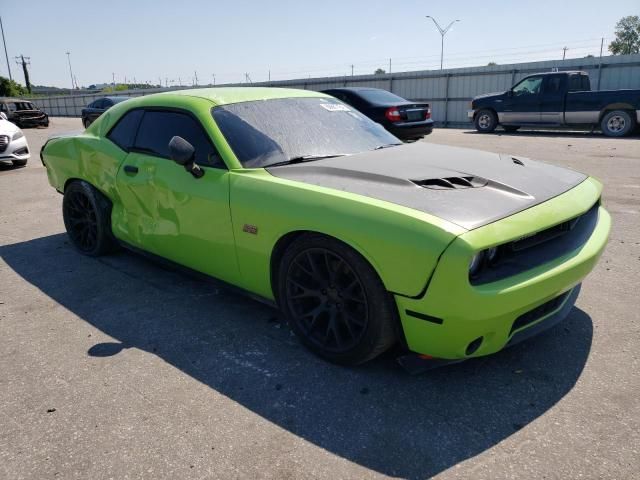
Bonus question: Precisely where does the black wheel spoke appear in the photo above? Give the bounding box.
[286,247,369,354]
[64,189,99,253]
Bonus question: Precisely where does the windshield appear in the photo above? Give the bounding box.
[212,97,400,168]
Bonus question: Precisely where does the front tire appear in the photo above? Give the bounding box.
[62,181,118,256]
[601,110,635,137]
[474,109,498,133]
[278,234,397,365]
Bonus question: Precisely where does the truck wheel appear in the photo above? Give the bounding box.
[474,109,498,133]
[601,110,635,137]
[278,233,397,365]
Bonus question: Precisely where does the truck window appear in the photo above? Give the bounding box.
[568,74,590,92]
[512,76,543,96]
[543,75,564,94]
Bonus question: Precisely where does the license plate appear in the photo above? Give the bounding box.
[406,110,423,121]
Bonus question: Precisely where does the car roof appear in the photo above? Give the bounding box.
[157,87,329,106]
[103,96,131,101]
[525,71,588,76]
[322,87,385,93]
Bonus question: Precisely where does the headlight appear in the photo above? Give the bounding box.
[469,251,485,277]
[12,130,24,140]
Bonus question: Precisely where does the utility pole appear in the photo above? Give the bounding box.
[178,76,181,86]
[0,16,12,81]
[268,70,271,82]
[351,64,354,76]
[597,37,604,91]
[66,51,75,90]
[245,73,252,83]
[15,55,31,93]
[562,46,568,60]
[426,16,460,70]
[112,72,115,86]
[212,73,215,86]
[194,70,198,86]
[389,58,392,74]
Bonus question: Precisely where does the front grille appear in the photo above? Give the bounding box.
[0,135,8,153]
[510,290,571,335]
[472,200,600,285]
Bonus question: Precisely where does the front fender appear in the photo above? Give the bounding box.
[229,169,464,299]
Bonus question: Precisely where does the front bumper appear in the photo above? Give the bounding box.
[395,177,610,360]
[0,136,30,162]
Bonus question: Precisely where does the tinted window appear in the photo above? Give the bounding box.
[212,97,400,168]
[544,75,563,94]
[512,76,543,96]
[568,74,590,92]
[107,109,143,150]
[134,110,222,167]
[355,89,407,105]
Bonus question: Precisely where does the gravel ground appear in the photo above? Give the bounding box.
[0,118,638,480]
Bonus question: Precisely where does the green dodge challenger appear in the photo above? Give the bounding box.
[41,88,610,366]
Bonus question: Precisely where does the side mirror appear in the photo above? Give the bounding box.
[506,90,513,97]
[0,112,7,121]
[168,136,204,178]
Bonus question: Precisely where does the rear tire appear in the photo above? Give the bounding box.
[601,110,635,137]
[83,118,91,128]
[62,181,118,256]
[474,109,498,133]
[12,159,27,167]
[278,233,397,365]
[503,125,520,133]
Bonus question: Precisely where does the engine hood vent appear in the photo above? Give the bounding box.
[413,176,489,190]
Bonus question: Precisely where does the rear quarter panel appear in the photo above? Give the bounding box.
[44,133,127,199]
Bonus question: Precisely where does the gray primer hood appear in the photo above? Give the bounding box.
[266,142,587,230]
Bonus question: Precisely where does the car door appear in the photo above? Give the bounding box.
[539,74,565,124]
[90,99,105,122]
[501,75,543,124]
[113,108,241,285]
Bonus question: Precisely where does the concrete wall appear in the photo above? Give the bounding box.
[27,53,640,127]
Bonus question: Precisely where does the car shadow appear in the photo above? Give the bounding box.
[0,234,594,479]
[461,129,640,140]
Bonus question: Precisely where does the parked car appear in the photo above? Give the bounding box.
[81,96,131,128]
[41,88,609,366]
[0,112,30,166]
[322,87,433,140]
[0,97,49,128]
[469,71,640,137]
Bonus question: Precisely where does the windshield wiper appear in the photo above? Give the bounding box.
[267,153,348,167]
[374,143,403,150]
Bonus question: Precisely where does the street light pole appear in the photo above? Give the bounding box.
[66,51,75,90]
[0,16,12,81]
[425,16,460,70]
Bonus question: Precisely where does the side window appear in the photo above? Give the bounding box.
[512,76,543,96]
[568,75,589,92]
[134,110,223,167]
[543,75,563,94]
[103,99,114,108]
[107,109,144,151]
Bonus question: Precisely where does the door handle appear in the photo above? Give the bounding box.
[123,165,139,174]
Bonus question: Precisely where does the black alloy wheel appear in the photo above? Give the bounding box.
[279,234,397,365]
[285,248,369,353]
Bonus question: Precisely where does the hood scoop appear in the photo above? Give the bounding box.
[413,176,488,190]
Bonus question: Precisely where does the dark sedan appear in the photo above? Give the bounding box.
[81,96,131,128]
[321,87,433,140]
[0,98,49,128]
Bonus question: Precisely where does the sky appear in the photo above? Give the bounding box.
[1,0,638,89]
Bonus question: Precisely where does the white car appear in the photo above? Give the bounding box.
[0,112,30,166]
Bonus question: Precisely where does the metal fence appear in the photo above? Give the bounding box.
[26,53,640,127]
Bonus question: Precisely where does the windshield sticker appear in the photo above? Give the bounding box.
[320,103,350,112]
